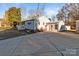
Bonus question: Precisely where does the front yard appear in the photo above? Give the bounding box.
[0,28,33,40]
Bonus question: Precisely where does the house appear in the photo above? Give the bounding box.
[0,20,2,27]
[24,19,38,32]
[37,16,50,31]
[57,20,66,31]
[57,20,71,31]
[23,16,67,32]
[0,18,5,27]
[16,24,25,30]
[18,16,71,32]
[0,18,11,28]
[23,16,51,32]
[76,20,79,33]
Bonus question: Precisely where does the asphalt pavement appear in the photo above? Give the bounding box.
[0,32,79,56]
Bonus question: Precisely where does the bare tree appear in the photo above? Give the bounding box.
[56,3,79,29]
[28,3,46,19]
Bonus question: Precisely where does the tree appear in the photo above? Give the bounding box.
[28,4,45,20]
[51,15,55,22]
[5,7,21,27]
[56,3,79,29]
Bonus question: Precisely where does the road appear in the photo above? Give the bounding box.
[0,32,79,56]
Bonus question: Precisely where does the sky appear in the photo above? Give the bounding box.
[0,3,65,19]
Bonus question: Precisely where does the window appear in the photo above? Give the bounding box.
[28,22,31,25]
[55,24,58,29]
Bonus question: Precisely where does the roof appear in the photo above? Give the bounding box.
[23,19,38,22]
[24,16,48,21]
[46,22,58,24]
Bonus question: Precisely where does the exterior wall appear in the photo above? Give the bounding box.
[25,20,37,31]
[0,21,2,27]
[58,20,65,31]
[23,16,51,32]
[76,20,79,33]
[16,24,25,30]
[65,26,71,30]
[46,24,57,32]
[46,24,50,31]
[37,16,50,31]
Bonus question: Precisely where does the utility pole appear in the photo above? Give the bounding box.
[41,3,45,15]
[36,3,40,17]
[36,3,45,17]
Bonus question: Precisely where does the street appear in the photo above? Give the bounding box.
[0,32,79,56]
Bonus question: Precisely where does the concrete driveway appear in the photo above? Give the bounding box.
[0,32,79,56]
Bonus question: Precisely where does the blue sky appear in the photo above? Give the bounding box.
[0,3,65,18]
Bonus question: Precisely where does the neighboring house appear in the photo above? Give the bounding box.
[45,20,70,32]
[57,20,71,31]
[0,18,11,28]
[0,20,2,27]
[76,20,79,33]
[0,19,5,27]
[1,20,11,27]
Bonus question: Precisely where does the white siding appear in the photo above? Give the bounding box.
[58,20,65,31]
[37,16,50,30]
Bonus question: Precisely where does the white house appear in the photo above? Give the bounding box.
[23,16,51,32]
[37,16,50,31]
[17,16,71,32]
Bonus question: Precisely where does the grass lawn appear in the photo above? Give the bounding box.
[0,27,34,40]
[0,27,12,31]
[69,29,76,32]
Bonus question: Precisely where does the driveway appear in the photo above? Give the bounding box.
[0,32,79,56]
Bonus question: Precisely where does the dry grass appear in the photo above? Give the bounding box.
[0,27,12,31]
[68,29,76,32]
